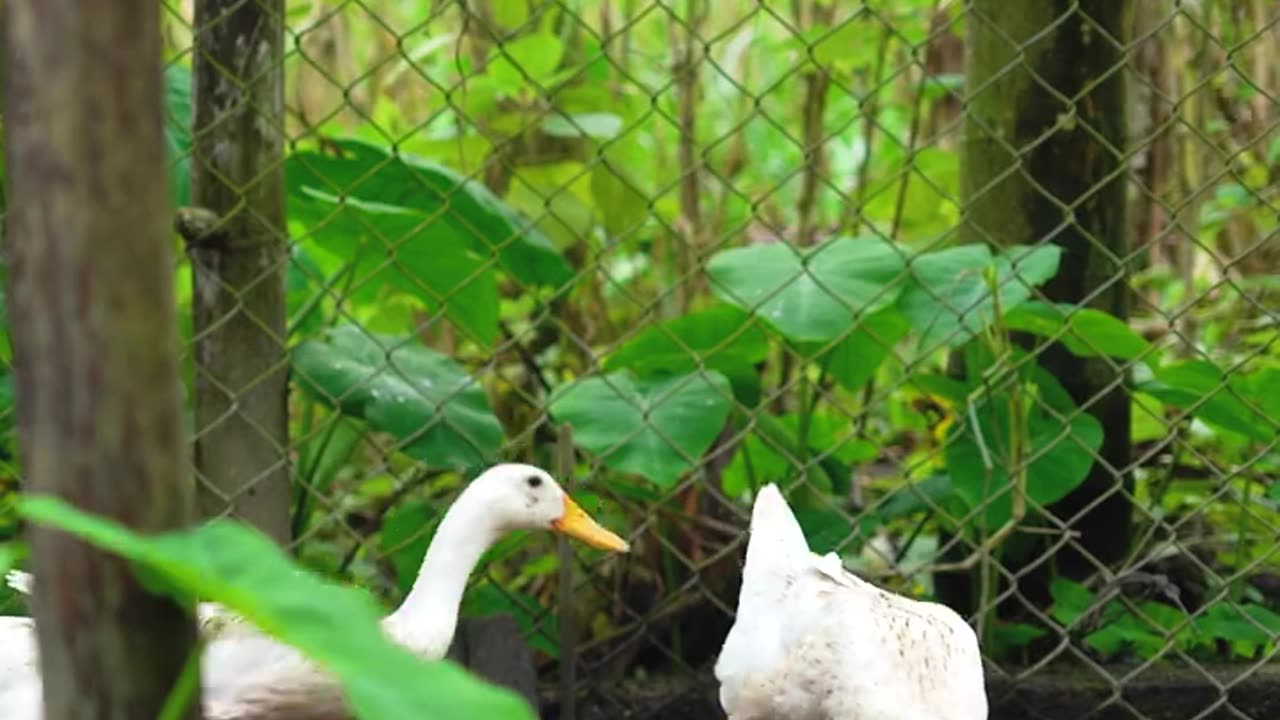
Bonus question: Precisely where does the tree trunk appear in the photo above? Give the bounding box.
[2,1,202,717]
[1126,0,1173,274]
[945,1,1135,617]
[188,0,291,543]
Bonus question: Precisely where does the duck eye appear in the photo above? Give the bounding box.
[525,474,543,489]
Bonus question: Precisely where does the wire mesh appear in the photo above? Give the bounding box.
[3,0,1279,718]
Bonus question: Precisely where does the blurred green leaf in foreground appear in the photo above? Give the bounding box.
[18,495,534,720]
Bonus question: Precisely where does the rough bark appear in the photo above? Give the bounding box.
[1126,0,1172,273]
[188,0,291,543]
[2,1,201,717]
[944,1,1135,613]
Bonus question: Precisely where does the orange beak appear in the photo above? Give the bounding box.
[551,494,630,553]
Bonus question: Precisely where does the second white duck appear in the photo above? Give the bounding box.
[715,483,987,720]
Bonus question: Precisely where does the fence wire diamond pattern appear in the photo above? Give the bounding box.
[2,1,1278,718]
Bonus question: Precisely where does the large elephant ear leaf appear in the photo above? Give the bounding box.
[706,236,906,344]
[292,325,505,469]
[163,63,193,206]
[286,139,573,289]
[550,370,733,488]
[946,401,1102,530]
[899,243,1062,351]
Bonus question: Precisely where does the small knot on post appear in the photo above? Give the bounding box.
[173,206,229,252]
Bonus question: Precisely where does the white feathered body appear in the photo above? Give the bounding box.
[3,569,302,718]
[0,617,41,716]
[715,485,987,720]
[0,612,307,719]
[0,615,449,720]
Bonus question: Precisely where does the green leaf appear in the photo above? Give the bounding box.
[462,584,559,659]
[800,414,879,466]
[791,507,871,555]
[991,621,1048,651]
[380,500,440,596]
[292,325,505,469]
[163,63,193,206]
[489,34,564,90]
[864,149,960,240]
[706,357,764,407]
[0,372,16,437]
[1082,621,1132,657]
[18,496,535,720]
[0,541,23,582]
[505,162,597,251]
[809,22,871,67]
[1194,602,1278,652]
[452,75,503,120]
[807,307,910,392]
[909,373,970,407]
[1242,366,1280,434]
[1131,392,1172,445]
[1077,600,1191,658]
[1060,309,1151,360]
[899,243,1062,350]
[490,0,529,30]
[604,304,769,376]
[286,243,335,338]
[873,474,956,521]
[786,22,879,70]
[541,113,623,140]
[1022,359,1079,416]
[300,204,500,344]
[1138,360,1275,442]
[707,236,906,343]
[1004,301,1152,360]
[288,148,504,344]
[946,400,1102,528]
[287,138,572,290]
[720,432,789,498]
[1242,604,1280,635]
[590,141,651,238]
[549,371,733,487]
[1191,602,1280,658]
[1049,577,1095,627]
[293,416,365,537]
[720,412,866,497]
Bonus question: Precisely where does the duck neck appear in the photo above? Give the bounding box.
[389,488,502,651]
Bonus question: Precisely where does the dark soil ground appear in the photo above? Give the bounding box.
[544,663,1280,720]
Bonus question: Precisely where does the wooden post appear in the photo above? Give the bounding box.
[447,614,538,709]
[2,1,202,717]
[943,1,1134,621]
[186,0,291,543]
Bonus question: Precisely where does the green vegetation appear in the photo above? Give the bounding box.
[1,0,1276,712]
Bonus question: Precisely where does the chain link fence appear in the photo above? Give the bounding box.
[3,0,1279,718]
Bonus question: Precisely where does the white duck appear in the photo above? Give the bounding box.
[0,463,629,719]
[715,484,987,720]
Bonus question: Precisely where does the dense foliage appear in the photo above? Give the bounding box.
[1,1,1276,710]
